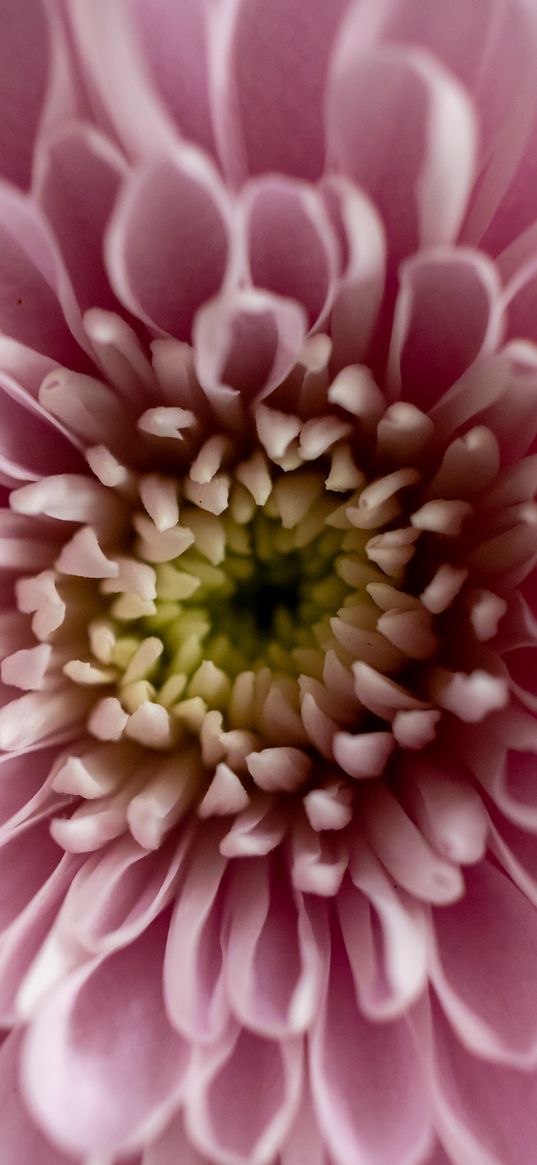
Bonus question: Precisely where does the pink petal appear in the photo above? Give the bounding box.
[431,859,537,1066]
[378,0,537,248]
[0,1031,75,1165]
[130,0,216,158]
[0,182,87,366]
[0,850,79,1025]
[240,176,338,328]
[0,372,82,482]
[186,1023,303,1165]
[19,830,191,1021]
[322,177,386,369]
[425,996,537,1165]
[193,288,307,401]
[326,33,477,263]
[22,913,188,1157]
[164,823,230,1043]
[35,124,127,314]
[340,841,428,1019]
[310,919,432,1165]
[224,854,324,1037]
[388,249,503,409]
[0,817,64,937]
[67,0,179,160]
[143,1111,207,1165]
[0,745,62,831]
[220,0,348,181]
[106,148,232,339]
[0,0,50,189]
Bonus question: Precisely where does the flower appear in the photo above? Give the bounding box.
[1,0,537,1162]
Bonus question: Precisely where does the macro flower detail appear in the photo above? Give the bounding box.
[2,2,537,1164]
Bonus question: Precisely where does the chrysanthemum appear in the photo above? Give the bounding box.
[2,1,537,1162]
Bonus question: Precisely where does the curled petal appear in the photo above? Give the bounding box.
[224,854,324,1037]
[326,35,477,261]
[193,288,307,401]
[431,860,537,1067]
[22,914,189,1158]
[388,248,504,408]
[185,1023,303,1165]
[218,0,349,181]
[310,918,433,1165]
[106,148,233,339]
[240,176,339,328]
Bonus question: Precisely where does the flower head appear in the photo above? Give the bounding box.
[1,2,537,1163]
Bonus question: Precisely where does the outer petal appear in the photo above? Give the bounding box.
[310,918,433,1165]
[0,369,82,484]
[130,0,216,158]
[106,147,233,340]
[18,829,193,1014]
[387,249,503,408]
[0,182,89,366]
[322,177,386,369]
[421,997,537,1165]
[34,123,128,315]
[0,847,79,1025]
[0,0,50,189]
[224,854,324,1037]
[66,0,180,160]
[0,1031,75,1165]
[143,1111,208,1165]
[373,0,537,248]
[0,745,63,831]
[185,1022,303,1165]
[240,176,339,329]
[338,840,428,1020]
[164,823,230,1043]
[326,34,477,264]
[215,0,349,182]
[22,913,188,1157]
[431,859,537,1067]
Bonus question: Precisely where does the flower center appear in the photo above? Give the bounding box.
[65,462,355,753]
[3,372,518,851]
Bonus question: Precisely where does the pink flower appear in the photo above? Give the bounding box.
[1,0,537,1162]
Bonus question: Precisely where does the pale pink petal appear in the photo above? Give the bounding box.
[377,0,537,247]
[164,823,230,1043]
[0,373,83,482]
[224,853,323,1037]
[340,841,428,1019]
[106,148,232,339]
[219,0,349,181]
[240,176,339,329]
[310,920,433,1165]
[130,0,216,158]
[322,177,386,369]
[0,745,63,831]
[425,997,537,1165]
[0,182,87,366]
[193,288,307,401]
[0,0,51,189]
[67,0,180,160]
[143,1111,208,1165]
[431,860,537,1066]
[34,124,128,314]
[0,850,79,1024]
[186,1023,303,1165]
[0,1031,75,1165]
[22,913,189,1157]
[388,249,503,408]
[326,33,477,263]
[22,830,194,1014]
